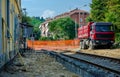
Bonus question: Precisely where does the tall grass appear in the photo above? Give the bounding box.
[115,33,120,43]
[114,33,120,48]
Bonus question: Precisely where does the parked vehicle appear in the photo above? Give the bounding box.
[78,22,115,49]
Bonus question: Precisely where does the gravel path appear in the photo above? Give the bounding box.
[0,51,80,77]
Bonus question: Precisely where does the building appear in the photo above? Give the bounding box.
[20,23,33,49]
[39,19,52,37]
[0,0,21,68]
[54,8,89,26]
[39,8,89,37]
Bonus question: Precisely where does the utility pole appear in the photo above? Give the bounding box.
[75,19,77,39]
[74,18,77,46]
[22,8,27,52]
[78,4,87,27]
[23,8,26,17]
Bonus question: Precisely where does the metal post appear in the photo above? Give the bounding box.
[79,10,80,27]
[78,4,87,27]
[74,19,77,46]
[32,33,34,51]
[75,19,77,39]
[23,8,26,16]
[23,36,26,52]
[23,26,27,52]
[22,8,26,52]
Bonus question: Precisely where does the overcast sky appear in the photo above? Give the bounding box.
[22,0,92,18]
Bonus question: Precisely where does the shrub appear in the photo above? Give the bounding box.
[115,33,120,43]
[39,37,53,41]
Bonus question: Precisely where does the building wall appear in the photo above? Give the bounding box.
[40,22,49,37]
[0,0,21,68]
[70,12,89,27]
[40,9,89,37]
[0,0,2,55]
[70,13,79,25]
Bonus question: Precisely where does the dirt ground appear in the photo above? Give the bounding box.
[0,51,80,77]
[68,48,120,59]
[30,44,120,59]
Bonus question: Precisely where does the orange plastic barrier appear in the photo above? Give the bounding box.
[27,39,80,50]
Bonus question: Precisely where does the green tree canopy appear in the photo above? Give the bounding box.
[22,15,45,40]
[90,0,108,22]
[105,0,120,31]
[90,0,120,32]
[49,17,78,40]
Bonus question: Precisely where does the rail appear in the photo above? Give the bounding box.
[52,50,120,75]
[76,51,120,61]
[61,53,120,75]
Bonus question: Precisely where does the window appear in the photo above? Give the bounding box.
[96,25,113,32]
[84,13,87,15]
[80,18,83,22]
[80,12,83,15]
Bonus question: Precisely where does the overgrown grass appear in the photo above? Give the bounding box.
[115,33,120,43]
[39,37,54,41]
[114,33,120,48]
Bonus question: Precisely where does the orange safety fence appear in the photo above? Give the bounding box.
[27,39,80,50]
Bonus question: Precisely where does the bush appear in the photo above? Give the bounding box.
[39,37,53,41]
[113,33,120,48]
[115,33,120,43]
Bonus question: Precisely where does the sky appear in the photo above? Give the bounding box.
[22,0,92,18]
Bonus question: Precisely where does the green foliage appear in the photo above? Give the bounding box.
[90,0,108,22]
[39,37,53,41]
[115,33,120,43]
[22,15,45,40]
[90,0,120,32]
[29,17,42,27]
[112,33,120,48]
[105,0,120,31]
[30,17,45,40]
[49,17,78,40]
[86,16,93,22]
[22,15,32,24]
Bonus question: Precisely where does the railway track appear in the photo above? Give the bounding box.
[38,49,120,76]
[59,50,120,75]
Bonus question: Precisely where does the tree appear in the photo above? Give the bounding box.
[22,15,45,40]
[29,17,45,40]
[90,0,120,43]
[49,17,78,40]
[22,15,32,24]
[40,17,45,22]
[86,16,93,22]
[90,0,108,22]
[105,0,120,31]
[90,0,120,32]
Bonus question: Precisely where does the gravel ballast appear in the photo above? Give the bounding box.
[0,51,80,77]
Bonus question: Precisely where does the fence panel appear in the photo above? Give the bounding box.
[27,39,80,50]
